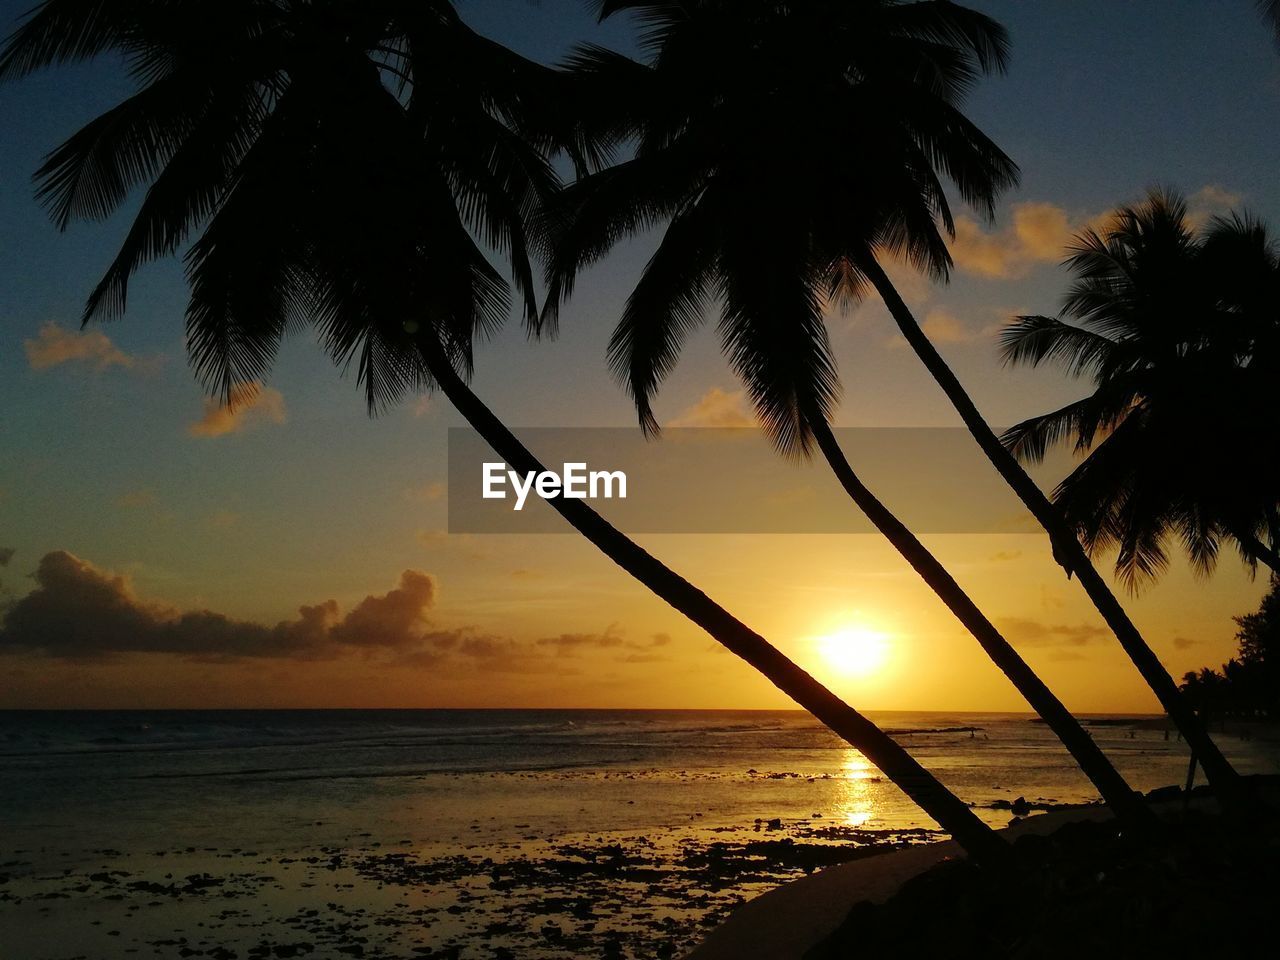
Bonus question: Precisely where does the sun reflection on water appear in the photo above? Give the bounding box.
[838,750,879,827]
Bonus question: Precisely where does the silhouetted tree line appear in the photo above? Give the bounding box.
[1181,578,1280,719]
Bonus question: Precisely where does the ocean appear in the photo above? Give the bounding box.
[2,709,1277,958]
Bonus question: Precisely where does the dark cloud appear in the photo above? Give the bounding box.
[0,547,14,567]
[535,626,670,659]
[537,628,626,654]
[0,552,447,661]
[456,635,523,659]
[0,552,676,680]
[996,617,1107,647]
[1172,636,1202,650]
[329,571,435,649]
[619,652,672,664]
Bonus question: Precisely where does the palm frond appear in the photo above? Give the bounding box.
[1001,382,1139,464]
[33,69,209,229]
[716,237,840,457]
[882,0,1012,76]
[0,0,143,79]
[999,315,1122,378]
[607,192,721,435]
[1261,0,1280,44]
[540,147,703,333]
[84,83,268,322]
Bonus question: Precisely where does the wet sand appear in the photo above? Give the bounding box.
[0,817,938,959]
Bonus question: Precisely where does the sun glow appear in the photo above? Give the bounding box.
[816,624,891,678]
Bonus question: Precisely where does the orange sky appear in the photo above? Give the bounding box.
[2,0,1277,712]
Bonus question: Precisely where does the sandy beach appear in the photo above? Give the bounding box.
[3,710,1279,959]
[0,814,938,958]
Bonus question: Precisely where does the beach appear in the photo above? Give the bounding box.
[2,709,1278,959]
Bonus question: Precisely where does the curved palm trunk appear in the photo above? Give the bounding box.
[859,257,1244,801]
[807,417,1154,828]
[416,337,1010,865]
[1233,530,1280,575]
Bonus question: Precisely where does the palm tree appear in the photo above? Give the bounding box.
[1000,191,1280,589]
[1262,0,1280,42]
[1,0,1010,862]
[543,0,1153,825]
[544,0,1245,802]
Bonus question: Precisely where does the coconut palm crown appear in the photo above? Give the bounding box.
[1000,190,1280,588]
[542,0,1018,455]
[0,0,573,409]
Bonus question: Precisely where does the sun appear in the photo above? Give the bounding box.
[816,625,891,678]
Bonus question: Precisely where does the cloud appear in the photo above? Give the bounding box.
[1172,636,1203,650]
[24,322,141,372]
[537,627,627,655]
[535,626,672,662]
[0,552,451,661]
[996,617,1107,647]
[0,552,691,680]
[407,481,447,503]
[1186,185,1242,227]
[669,387,755,428]
[989,551,1023,563]
[950,202,1077,279]
[206,510,240,529]
[619,651,671,663]
[115,489,157,509]
[918,309,973,343]
[0,551,683,678]
[188,381,287,438]
[416,529,488,560]
[0,548,13,567]
[328,570,436,650]
[953,187,1244,281]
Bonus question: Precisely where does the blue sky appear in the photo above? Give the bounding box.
[1,1,1277,709]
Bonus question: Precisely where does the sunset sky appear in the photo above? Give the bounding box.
[1,0,1278,711]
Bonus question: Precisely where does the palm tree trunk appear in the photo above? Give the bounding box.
[807,417,1154,829]
[859,257,1243,800]
[415,336,1010,865]
[1232,530,1280,575]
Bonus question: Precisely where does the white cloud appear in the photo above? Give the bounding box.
[188,381,287,438]
[25,322,139,371]
[669,387,756,428]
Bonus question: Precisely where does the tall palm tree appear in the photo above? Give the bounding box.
[543,0,1152,825]
[1,0,1009,861]
[544,0,1243,802]
[1000,191,1280,589]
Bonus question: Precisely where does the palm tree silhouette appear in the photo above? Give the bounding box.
[1262,0,1280,42]
[544,0,1243,803]
[1001,190,1280,589]
[1,0,1009,861]
[543,0,1153,825]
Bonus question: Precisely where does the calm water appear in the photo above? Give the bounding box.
[5,708,1279,862]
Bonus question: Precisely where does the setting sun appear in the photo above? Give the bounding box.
[817,624,891,678]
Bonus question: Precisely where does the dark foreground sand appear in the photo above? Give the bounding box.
[688,789,1239,960]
